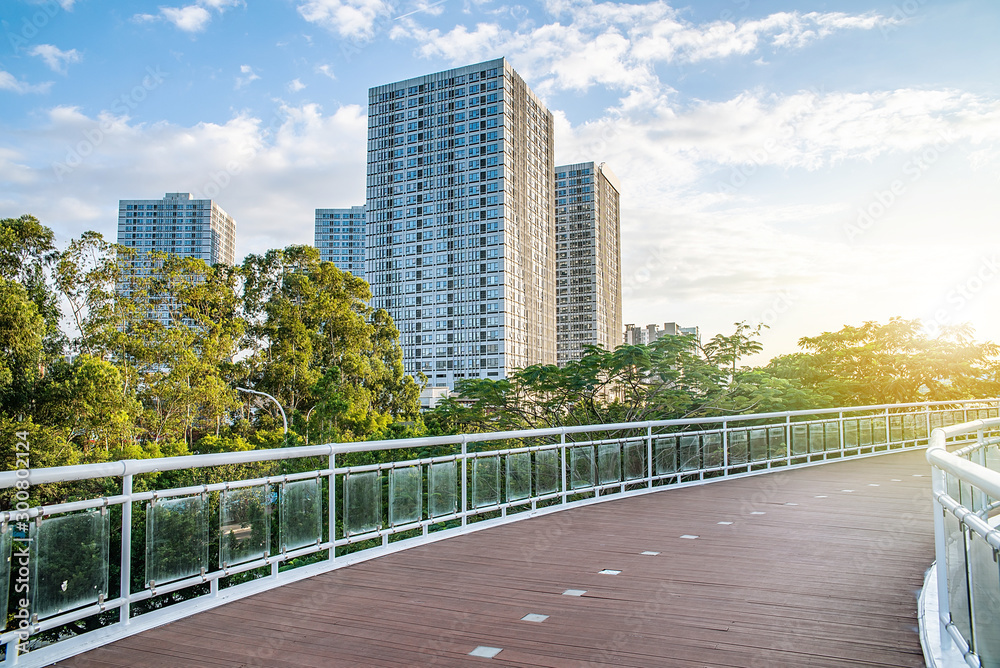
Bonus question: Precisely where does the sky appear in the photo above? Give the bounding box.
[2,0,999,363]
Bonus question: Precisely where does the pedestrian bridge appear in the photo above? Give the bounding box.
[1,400,998,667]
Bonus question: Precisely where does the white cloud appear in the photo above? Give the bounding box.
[297,0,394,39]
[4,103,367,258]
[28,44,82,75]
[288,78,307,92]
[316,64,336,80]
[0,70,53,94]
[235,65,260,89]
[161,6,213,32]
[132,0,243,33]
[391,4,895,95]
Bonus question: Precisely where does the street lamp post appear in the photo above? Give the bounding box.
[237,387,288,435]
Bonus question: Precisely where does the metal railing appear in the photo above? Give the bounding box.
[0,398,997,667]
[926,419,1000,667]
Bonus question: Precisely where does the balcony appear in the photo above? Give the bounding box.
[1,400,998,667]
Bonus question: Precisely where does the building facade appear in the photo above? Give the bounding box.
[117,192,236,267]
[116,192,236,324]
[624,322,701,345]
[554,162,622,366]
[315,205,366,278]
[365,58,556,388]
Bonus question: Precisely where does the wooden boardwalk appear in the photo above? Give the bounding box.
[56,449,936,667]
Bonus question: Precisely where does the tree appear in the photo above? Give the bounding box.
[0,278,46,416]
[240,245,421,442]
[766,318,1000,405]
[429,324,765,433]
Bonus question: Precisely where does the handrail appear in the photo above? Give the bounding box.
[926,418,1000,500]
[2,398,996,668]
[923,417,1000,668]
[1,397,992,488]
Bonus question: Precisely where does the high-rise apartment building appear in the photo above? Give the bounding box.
[554,162,622,365]
[116,192,236,323]
[365,58,556,388]
[117,192,236,266]
[315,205,366,278]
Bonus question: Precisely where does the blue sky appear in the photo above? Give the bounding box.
[2,0,1000,361]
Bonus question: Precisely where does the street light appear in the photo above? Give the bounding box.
[237,387,288,435]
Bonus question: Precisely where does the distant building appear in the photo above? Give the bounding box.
[117,192,236,266]
[365,58,556,390]
[625,322,700,345]
[116,192,236,323]
[554,162,622,366]
[315,205,366,279]
[419,385,451,410]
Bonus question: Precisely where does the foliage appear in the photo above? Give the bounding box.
[0,217,423,479]
[764,318,1000,406]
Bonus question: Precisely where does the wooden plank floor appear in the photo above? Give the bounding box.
[55,449,936,668]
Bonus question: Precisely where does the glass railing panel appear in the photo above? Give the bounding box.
[872,416,887,445]
[969,533,1000,663]
[344,473,381,537]
[791,424,808,456]
[388,466,422,528]
[534,450,560,495]
[702,432,723,468]
[654,437,677,475]
[859,418,873,447]
[280,478,323,551]
[889,415,903,443]
[945,511,973,643]
[749,429,768,462]
[428,461,457,518]
[597,443,621,484]
[844,420,859,448]
[824,421,840,451]
[679,435,700,471]
[146,494,208,586]
[505,452,531,502]
[726,431,747,466]
[30,511,110,620]
[903,414,916,440]
[767,426,786,458]
[931,411,944,431]
[623,441,645,480]
[220,485,270,566]
[472,456,500,508]
[808,423,824,454]
[570,446,595,489]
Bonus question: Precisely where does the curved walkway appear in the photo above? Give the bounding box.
[56,449,935,667]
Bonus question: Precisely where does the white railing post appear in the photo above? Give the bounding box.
[560,430,567,504]
[884,408,890,447]
[931,463,954,655]
[785,414,792,463]
[119,474,133,628]
[646,425,653,489]
[839,411,845,454]
[460,435,468,527]
[722,420,729,474]
[328,452,336,563]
